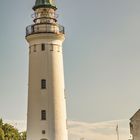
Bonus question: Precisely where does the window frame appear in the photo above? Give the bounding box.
[41,79,46,89]
[41,44,45,51]
[42,130,46,134]
[41,110,46,120]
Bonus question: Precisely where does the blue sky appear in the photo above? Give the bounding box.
[0,0,140,123]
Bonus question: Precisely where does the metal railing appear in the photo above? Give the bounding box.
[26,23,65,36]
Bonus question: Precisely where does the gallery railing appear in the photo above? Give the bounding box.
[26,23,65,36]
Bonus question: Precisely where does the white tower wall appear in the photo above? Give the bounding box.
[26,33,68,140]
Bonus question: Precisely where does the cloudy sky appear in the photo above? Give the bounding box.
[0,0,140,139]
[68,120,130,140]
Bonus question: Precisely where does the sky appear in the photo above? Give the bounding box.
[0,0,140,135]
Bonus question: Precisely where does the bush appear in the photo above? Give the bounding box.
[0,119,26,140]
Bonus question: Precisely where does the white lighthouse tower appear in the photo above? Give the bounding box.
[25,0,68,140]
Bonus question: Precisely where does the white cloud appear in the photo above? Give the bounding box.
[4,119,130,140]
[68,120,130,140]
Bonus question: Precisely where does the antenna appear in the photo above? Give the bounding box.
[116,124,120,140]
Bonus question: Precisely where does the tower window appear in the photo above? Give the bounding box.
[34,45,36,52]
[29,47,31,54]
[41,44,45,51]
[42,130,46,134]
[41,79,46,89]
[41,110,46,120]
[57,46,60,52]
[50,45,53,51]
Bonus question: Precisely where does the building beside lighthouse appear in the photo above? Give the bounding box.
[130,109,140,140]
[25,0,68,140]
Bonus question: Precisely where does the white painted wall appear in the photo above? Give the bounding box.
[26,33,68,140]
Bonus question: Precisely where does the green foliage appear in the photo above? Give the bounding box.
[0,128,4,140]
[0,119,26,140]
[20,131,26,140]
[0,119,3,128]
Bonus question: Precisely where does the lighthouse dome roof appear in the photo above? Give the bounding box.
[33,0,57,10]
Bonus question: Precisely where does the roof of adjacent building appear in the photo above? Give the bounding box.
[130,109,140,121]
[33,0,57,10]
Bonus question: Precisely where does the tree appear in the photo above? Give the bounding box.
[20,131,26,140]
[0,128,4,140]
[0,119,3,128]
[0,119,26,140]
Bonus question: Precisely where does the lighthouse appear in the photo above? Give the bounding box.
[25,0,68,140]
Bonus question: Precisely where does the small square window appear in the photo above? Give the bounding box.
[42,130,46,134]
